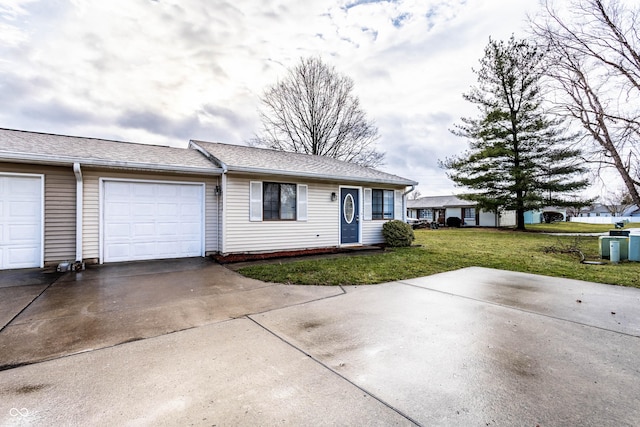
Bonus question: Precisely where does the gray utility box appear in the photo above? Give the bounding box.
[599,236,629,260]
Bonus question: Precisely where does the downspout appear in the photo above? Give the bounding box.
[402,185,415,222]
[219,163,228,254]
[72,163,84,266]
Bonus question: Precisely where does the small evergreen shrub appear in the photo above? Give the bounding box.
[446,216,462,227]
[382,220,415,247]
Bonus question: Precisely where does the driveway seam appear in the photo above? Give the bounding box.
[0,274,65,334]
[396,280,640,339]
[246,315,422,427]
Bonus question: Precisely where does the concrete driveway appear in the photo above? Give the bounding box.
[1,262,639,426]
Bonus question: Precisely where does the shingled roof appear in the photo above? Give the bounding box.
[407,195,476,209]
[190,140,417,186]
[0,128,220,174]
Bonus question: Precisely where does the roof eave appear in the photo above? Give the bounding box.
[0,152,223,175]
[226,165,417,186]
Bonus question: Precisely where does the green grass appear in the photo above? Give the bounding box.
[526,222,640,233]
[237,228,640,288]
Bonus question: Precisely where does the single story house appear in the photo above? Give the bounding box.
[0,128,417,269]
[406,195,516,227]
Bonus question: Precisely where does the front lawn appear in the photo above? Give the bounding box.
[237,228,640,288]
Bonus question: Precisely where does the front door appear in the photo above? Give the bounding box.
[340,188,359,244]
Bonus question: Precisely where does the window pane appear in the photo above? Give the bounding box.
[280,184,296,220]
[383,190,394,219]
[372,190,383,219]
[464,208,475,219]
[263,183,279,220]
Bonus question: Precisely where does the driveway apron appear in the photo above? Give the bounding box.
[0,258,341,369]
[1,265,639,426]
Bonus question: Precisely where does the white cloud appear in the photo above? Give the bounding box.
[1,0,590,197]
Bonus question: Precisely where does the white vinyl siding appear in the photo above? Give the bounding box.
[82,169,219,261]
[224,175,337,253]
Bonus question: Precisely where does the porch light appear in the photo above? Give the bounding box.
[215,185,221,196]
[331,192,337,201]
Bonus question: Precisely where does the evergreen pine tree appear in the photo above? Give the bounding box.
[441,36,590,230]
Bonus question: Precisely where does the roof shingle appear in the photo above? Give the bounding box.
[191,140,417,186]
[0,128,219,173]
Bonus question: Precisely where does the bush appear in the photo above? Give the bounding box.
[382,220,415,247]
[446,216,462,227]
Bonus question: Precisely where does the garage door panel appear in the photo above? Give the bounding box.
[105,222,131,238]
[157,222,179,236]
[132,202,156,216]
[105,202,130,216]
[9,224,40,242]
[8,246,40,266]
[103,181,203,263]
[8,176,40,196]
[104,181,131,197]
[10,200,40,217]
[133,222,156,237]
[133,184,155,197]
[105,243,131,260]
[157,203,179,216]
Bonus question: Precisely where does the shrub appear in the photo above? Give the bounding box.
[446,216,462,227]
[382,220,415,247]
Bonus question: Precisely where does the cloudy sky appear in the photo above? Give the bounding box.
[1,0,545,195]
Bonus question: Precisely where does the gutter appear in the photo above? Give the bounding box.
[72,163,83,264]
[0,152,222,175]
[224,165,417,186]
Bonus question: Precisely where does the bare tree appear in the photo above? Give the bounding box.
[530,0,640,206]
[601,187,635,216]
[252,57,384,167]
[408,190,422,200]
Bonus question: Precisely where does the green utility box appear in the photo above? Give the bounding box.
[599,236,629,260]
[629,235,640,262]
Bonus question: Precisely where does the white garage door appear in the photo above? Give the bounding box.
[0,174,43,269]
[103,180,204,263]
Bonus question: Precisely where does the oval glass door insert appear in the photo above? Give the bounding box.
[343,193,355,224]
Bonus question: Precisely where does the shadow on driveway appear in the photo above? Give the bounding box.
[0,258,340,370]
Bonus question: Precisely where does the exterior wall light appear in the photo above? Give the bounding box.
[331,192,337,201]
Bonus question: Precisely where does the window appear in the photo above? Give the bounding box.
[263,182,296,220]
[250,181,307,222]
[419,209,433,221]
[372,189,394,220]
[463,208,476,220]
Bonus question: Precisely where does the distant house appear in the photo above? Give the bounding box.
[577,203,613,217]
[406,195,516,227]
[0,128,417,269]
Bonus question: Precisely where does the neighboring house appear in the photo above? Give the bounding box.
[0,128,416,269]
[624,205,640,217]
[576,203,613,217]
[406,195,516,227]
